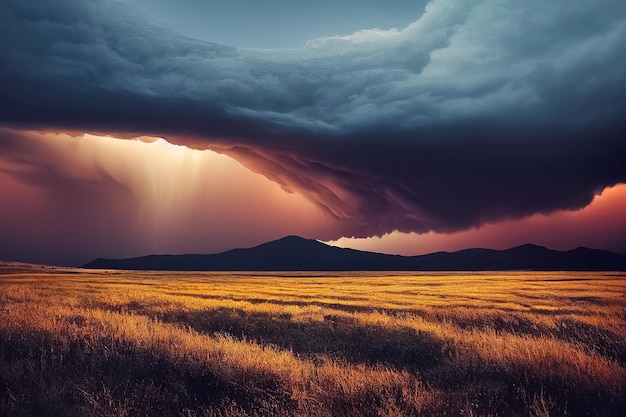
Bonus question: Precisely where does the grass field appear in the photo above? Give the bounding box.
[0,264,624,416]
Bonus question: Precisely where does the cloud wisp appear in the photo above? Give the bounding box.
[1,0,625,240]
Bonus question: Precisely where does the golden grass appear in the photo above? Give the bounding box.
[0,266,624,416]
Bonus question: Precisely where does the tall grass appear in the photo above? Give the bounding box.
[0,266,624,416]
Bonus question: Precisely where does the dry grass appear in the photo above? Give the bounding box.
[0,265,624,416]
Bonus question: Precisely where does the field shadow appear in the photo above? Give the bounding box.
[162,308,446,372]
[118,293,626,367]
[0,327,288,417]
[151,307,625,416]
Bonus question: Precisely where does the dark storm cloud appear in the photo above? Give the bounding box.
[1,0,625,237]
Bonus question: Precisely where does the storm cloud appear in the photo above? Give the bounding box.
[1,0,625,238]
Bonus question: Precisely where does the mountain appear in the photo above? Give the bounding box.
[84,236,405,271]
[83,236,626,271]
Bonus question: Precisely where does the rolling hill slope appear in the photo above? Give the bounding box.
[83,236,626,271]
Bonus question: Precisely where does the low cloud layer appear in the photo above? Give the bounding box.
[328,185,626,256]
[1,0,625,240]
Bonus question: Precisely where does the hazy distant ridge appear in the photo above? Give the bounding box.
[82,236,626,271]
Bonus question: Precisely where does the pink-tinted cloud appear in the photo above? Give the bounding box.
[0,128,337,265]
[327,184,626,255]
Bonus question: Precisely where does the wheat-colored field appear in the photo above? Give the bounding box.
[0,264,624,416]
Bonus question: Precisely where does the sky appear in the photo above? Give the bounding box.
[123,0,428,49]
[0,0,625,266]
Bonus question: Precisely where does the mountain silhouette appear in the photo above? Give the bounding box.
[83,236,626,271]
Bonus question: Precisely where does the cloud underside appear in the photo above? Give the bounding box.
[1,0,625,238]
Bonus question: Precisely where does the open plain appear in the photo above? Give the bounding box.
[0,265,624,416]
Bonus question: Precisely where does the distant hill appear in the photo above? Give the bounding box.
[83,236,626,271]
[0,261,76,274]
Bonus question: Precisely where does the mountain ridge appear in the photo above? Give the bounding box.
[83,236,626,271]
